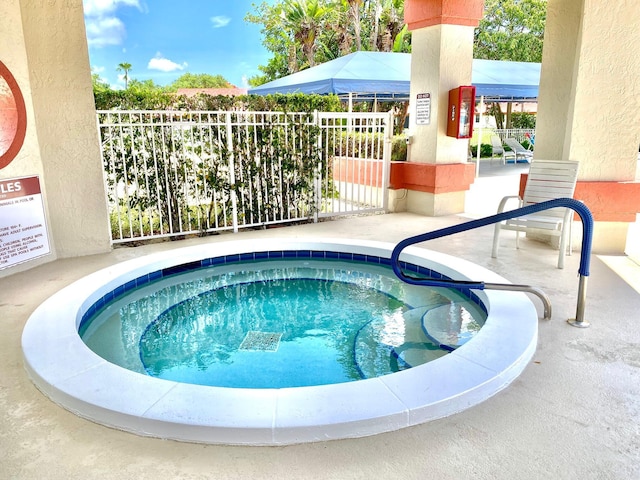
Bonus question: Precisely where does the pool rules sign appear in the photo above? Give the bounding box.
[0,176,50,269]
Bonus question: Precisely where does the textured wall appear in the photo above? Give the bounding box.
[408,25,475,165]
[536,0,640,181]
[20,0,111,258]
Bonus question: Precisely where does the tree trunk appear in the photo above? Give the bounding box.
[369,0,381,51]
[489,102,504,130]
[349,1,362,51]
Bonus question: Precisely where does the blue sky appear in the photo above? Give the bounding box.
[83,0,275,89]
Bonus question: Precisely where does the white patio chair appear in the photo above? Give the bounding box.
[490,135,516,164]
[504,137,534,163]
[491,160,579,269]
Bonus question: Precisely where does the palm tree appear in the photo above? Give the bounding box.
[117,62,132,89]
[369,0,405,52]
[281,0,328,70]
[346,0,363,51]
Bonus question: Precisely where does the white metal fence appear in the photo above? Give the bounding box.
[493,128,536,144]
[97,110,392,243]
[317,112,392,218]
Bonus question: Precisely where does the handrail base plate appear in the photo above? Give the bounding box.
[567,318,590,328]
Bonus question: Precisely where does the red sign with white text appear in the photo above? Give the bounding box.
[0,175,50,269]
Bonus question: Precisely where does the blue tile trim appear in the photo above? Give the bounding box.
[338,252,353,261]
[79,249,488,335]
[211,257,225,266]
[365,255,380,264]
[226,254,240,263]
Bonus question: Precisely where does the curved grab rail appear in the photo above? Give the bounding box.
[391,198,594,327]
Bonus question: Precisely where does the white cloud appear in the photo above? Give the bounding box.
[83,0,142,48]
[147,53,187,72]
[85,16,126,47]
[91,65,105,74]
[83,0,141,16]
[210,15,231,28]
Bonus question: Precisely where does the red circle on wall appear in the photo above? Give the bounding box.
[0,61,27,170]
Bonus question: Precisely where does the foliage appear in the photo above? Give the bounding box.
[92,73,111,94]
[327,130,406,162]
[93,76,345,112]
[510,112,536,129]
[330,131,383,159]
[167,73,233,91]
[391,136,407,161]
[94,80,175,110]
[117,62,132,89]
[520,139,533,150]
[469,143,494,157]
[99,111,330,240]
[245,0,409,85]
[231,113,324,224]
[474,0,547,63]
[280,0,330,70]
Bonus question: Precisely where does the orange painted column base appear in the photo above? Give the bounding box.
[519,174,640,222]
[390,162,475,194]
[404,0,485,30]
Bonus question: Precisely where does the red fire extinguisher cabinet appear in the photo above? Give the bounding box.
[446,86,476,139]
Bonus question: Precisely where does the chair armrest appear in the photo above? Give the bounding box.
[496,195,522,213]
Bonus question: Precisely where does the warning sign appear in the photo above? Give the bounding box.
[416,93,431,125]
[0,175,50,269]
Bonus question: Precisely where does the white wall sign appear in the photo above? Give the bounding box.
[0,175,50,269]
[416,93,431,125]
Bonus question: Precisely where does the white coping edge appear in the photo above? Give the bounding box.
[21,238,538,446]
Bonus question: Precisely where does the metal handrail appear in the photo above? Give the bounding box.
[391,198,594,327]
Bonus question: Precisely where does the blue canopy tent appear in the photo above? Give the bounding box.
[249,52,411,101]
[471,58,540,101]
[248,51,540,102]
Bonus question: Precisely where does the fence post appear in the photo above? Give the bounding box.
[225,111,239,233]
[381,111,393,212]
[313,110,320,223]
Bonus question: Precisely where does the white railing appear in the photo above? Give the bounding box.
[317,112,392,217]
[97,110,392,243]
[493,128,536,144]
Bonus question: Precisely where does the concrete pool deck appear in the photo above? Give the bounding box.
[2,163,639,479]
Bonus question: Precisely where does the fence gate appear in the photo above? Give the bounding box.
[316,112,392,219]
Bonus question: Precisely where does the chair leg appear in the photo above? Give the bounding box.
[557,209,572,269]
[567,210,573,256]
[492,223,501,258]
[558,233,566,269]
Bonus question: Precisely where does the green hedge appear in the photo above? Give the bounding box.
[95,90,344,113]
[470,143,493,157]
[391,136,407,161]
[510,112,536,129]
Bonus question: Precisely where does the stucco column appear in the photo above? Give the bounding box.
[391,0,483,216]
[535,0,640,253]
[0,0,110,277]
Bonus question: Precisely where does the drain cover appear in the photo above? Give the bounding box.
[239,331,283,352]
